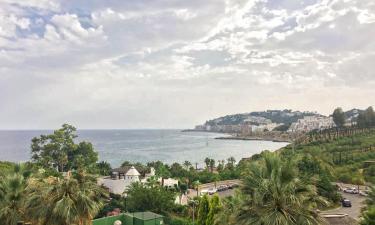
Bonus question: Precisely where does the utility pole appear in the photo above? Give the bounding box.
[190,200,198,225]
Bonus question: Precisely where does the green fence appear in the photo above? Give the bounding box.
[92,212,163,225]
[93,215,126,225]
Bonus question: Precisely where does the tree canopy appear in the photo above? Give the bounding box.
[358,107,375,128]
[31,124,98,172]
[332,107,346,127]
[126,182,176,214]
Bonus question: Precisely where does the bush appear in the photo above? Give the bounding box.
[337,173,352,183]
[164,217,193,225]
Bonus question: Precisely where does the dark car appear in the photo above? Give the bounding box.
[342,199,352,207]
[217,185,228,192]
[228,183,239,189]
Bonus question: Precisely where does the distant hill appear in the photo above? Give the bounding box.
[204,110,322,126]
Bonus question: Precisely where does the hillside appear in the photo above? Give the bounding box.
[281,127,375,184]
[204,109,321,126]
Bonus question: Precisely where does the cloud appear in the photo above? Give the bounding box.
[0,0,60,11]
[0,0,374,129]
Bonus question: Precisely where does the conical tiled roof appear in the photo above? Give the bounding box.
[126,166,140,176]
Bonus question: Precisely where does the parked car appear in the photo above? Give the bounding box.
[217,185,228,192]
[208,188,217,195]
[344,187,359,194]
[360,190,369,196]
[342,199,352,207]
[352,188,359,194]
[228,183,239,189]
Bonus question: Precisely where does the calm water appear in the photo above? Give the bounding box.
[0,130,288,167]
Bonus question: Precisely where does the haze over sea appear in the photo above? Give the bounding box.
[0,130,288,167]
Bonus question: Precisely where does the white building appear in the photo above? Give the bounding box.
[160,178,179,188]
[251,123,281,133]
[98,166,141,195]
[288,116,335,133]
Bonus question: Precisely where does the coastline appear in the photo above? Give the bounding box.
[182,129,292,143]
[214,136,291,143]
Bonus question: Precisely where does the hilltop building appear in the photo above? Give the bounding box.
[288,116,335,133]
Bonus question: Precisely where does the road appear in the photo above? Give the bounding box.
[188,188,236,199]
[187,180,241,199]
[324,192,366,220]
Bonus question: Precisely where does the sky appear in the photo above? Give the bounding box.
[0,0,374,129]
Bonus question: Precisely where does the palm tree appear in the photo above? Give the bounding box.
[183,161,192,170]
[227,157,236,170]
[209,159,215,173]
[236,153,327,225]
[193,180,201,197]
[214,194,242,225]
[0,173,27,225]
[27,173,108,225]
[0,164,31,225]
[204,158,211,170]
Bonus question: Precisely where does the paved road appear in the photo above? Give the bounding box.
[324,192,366,220]
[198,180,241,190]
[188,188,236,199]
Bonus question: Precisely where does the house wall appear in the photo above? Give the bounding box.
[98,178,128,195]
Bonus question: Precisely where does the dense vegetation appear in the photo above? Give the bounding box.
[360,186,375,225]
[283,128,375,184]
[0,164,108,225]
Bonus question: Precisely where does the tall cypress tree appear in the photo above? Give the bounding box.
[206,194,221,225]
[198,195,210,225]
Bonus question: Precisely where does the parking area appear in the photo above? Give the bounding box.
[187,180,241,199]
[324,192,366,220]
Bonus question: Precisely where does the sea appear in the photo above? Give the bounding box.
[0,130,289,167]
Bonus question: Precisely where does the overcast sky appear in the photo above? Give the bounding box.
[0,0,374,129]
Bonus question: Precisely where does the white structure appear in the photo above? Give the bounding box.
[175,194,188,205]
[251,123,281,133]
[125,166,141,181]
[98,166,141,195]
[288,116,335,133]
[159,178,179,188]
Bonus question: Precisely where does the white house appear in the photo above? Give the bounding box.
[98,166,141,195]
[159,178,179,188]
[288,116,335,133]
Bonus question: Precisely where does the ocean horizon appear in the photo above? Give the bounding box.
[0,129,289,167]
